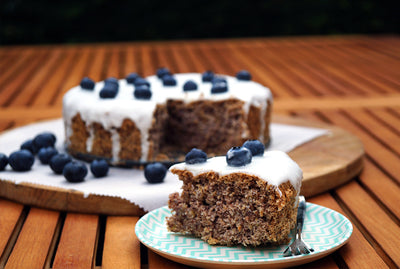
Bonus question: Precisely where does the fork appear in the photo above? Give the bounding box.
[283,196,314,257]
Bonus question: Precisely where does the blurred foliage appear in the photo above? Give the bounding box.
[0,0,399,45]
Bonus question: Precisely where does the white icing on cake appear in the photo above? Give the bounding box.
[63,73,273,163]
[170,150,303,194]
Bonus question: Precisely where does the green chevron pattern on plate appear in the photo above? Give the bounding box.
[135,203,352,263]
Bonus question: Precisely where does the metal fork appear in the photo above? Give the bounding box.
[283,196,314,256]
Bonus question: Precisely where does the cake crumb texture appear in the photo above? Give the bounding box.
[167,169,298,247]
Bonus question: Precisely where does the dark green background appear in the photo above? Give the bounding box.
[1,0,399,45]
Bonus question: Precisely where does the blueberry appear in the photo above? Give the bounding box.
[63,161,88,183]
[21,139,39,154]
[126,72,140,84]
[33,132,56,149]
[134,85,152,100]
[80,77,95,90]
[0,153,8,170]
[211,82,228,94]
[226,147,252,167]
[100,84,118,98]
[212,76,227,84]
[202,71,214,82]
[243,140,265,156]
[183,80,198,91]
[134,78,150,88]
[104,77,119,88]
[8,150,35,171]
[236,70,252,81]
[90,159,109,178]
[162,75,177,86]
[38,147,58,164]
[145,162,167,183]
[185,148,207,164]
[156,67,171,79]
[49,153,72,174]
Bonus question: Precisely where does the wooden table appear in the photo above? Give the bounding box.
[1,35,400,268]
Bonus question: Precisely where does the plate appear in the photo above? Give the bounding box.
[135,203,353,268]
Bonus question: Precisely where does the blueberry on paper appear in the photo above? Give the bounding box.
[144,162,167,184]
[38,147,58,164]
[134,78,151,88]
[243,140,265,156]
[183,80,198,91]
[162,75,177,86]
[156,67,171,79]
[21,139,39,154]
[0,153,8,170]
[90,159,109,178]
[134,85,152,100]
[8,150,35,171]
[100,84,118,98]
[185,148,207,164]
[202,71,214,82]
[126,72,140,84]
[236,70,252,81]
[226,147,252,167]
[63,161,88,183]
[211,82,228,94]
[49,153,72,174]
[33,132,56,150]
[80,77,95,90]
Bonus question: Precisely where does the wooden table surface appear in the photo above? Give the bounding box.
[1,35,400,268]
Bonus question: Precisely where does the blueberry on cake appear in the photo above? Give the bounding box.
[167,142,302,246]
[63,69,273,165]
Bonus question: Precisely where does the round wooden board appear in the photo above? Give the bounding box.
[0,115,364,215]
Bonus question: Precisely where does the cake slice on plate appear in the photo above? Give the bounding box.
[167,142,303,246]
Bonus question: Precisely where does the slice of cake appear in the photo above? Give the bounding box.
[62,70,272,165]
[167,143,302,247]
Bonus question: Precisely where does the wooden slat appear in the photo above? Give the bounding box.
[0,49,36,87]
[123,46,140,75]
[294,110,400,219]
[5,208,59,269]
[335,181,400,266]
[32,47,79,106]
[9,49,64,106]
[53,47,94,106]
[0,199,24,267]
[102,216,140,269]
[345,108,400,156]
[52,213,98,269]
[0,49,50,106]
[226,43,295,98]
[318,110,400,184]
[169,44,195,73]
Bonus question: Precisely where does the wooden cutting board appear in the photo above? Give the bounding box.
[0,115,364,216]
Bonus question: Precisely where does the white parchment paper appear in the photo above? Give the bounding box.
[0,119,328,211]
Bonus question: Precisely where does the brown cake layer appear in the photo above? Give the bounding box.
[167,169,298,246]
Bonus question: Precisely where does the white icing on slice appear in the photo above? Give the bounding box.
[170,150,302,194]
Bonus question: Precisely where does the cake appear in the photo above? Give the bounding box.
[63,70,273,165]
[167,148,302,247]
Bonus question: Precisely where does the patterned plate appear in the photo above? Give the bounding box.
[135,203,353,268]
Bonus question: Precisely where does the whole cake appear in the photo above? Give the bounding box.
[167,146,302,247]
[63,69,273,165]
